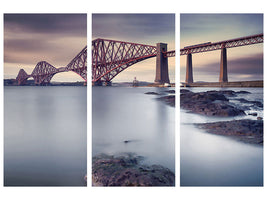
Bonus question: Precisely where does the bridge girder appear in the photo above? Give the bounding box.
[16,46,87,85]
[16,69,30,85]
[92,38,157,83]
[180,33,263,55]
[66,46,87,81]
[31,61,57,85]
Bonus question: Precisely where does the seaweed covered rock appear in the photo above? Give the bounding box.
[196,119,263,145]
[92,154,175,186]
[180,90,245,117]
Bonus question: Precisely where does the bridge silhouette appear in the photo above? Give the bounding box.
[180,33,263,84]
[16,34,262,86]
[16,46,87,85]
[92,38,175,86]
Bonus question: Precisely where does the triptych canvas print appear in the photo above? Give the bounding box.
[3,13,263,187]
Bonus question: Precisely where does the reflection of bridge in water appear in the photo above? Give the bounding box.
[92,38,175,86]
[180,33,263,84]
[16,46,87,85]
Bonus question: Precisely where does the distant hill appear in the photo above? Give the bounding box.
[4,79,86,86]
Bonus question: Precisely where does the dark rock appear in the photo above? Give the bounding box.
[236,91,251,94]
[215,90,237,97]
[180,90,245,117]
[92,154,175,186]
[253,101,263,108]
[165,90,175,94]
[248,112,258,116]
[235,98,263,108]
[196,119,263,145]
[145,92,160,95]
[235,98,250,103]
[180,89,192,94]
[157,95,175,107]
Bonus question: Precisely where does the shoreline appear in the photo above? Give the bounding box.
[181,80,263,88]
[196,119,263,145]
[180,89,263,145]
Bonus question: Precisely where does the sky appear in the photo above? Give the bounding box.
[92,14,175,83]
[180,14,263,82]
[4,14,87,82]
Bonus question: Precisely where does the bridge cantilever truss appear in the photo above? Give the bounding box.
[66,46,87,80]
[92,38,158,84]
[16,46,87,85]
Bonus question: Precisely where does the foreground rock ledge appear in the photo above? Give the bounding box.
[196,119,263,145]
[92,154,175,186]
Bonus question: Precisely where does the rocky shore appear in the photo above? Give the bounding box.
[145,90,175,107]
[196,119,263,145]
[180,89,247,116]
[181,89,263,145]
[92,154,175,186]
[157,95,175,107]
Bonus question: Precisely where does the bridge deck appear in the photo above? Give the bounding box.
[180,33,263,55]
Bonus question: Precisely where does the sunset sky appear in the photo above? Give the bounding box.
[180,14,263,82]
[92,14,175,83]
[4,14,87,82]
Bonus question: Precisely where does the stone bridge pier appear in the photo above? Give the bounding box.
[155,43,170,84]
[219,47,228,82]
[185,47,228,84]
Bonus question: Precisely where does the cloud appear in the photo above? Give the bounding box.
[193,54,263,74]
[92,14,175,44]
[181,14,263,41]
[4,14,87,36]
[4,14,87,81]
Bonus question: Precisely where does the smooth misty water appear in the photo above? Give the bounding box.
[92,87,175,172]
[4,86,87,186]
[180,87,263,186]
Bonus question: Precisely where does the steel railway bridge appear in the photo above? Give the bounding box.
[16,34,263,86]
[16,46,87,85]
[180,33,263,83]
[92,38,175,86]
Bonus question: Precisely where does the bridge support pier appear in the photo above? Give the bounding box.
[104,81,112,86]
[185,53,193,83]
[219,47,228,82]
[92,80,103,86]
[155,43,170,84]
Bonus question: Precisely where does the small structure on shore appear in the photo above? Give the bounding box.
[133,77,139,87]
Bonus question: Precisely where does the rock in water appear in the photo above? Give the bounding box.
[157,95,175,107]
[92,154,175,186]
[196,119,263,145]
[180,90,245,117]
[145,92,160,95]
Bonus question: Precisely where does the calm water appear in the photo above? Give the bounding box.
[180,87,263,186]
[4,86,87,186]
[92,86,175,172]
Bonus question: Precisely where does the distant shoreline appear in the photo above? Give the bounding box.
[4,79,86,86]
[181,80,263,88]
